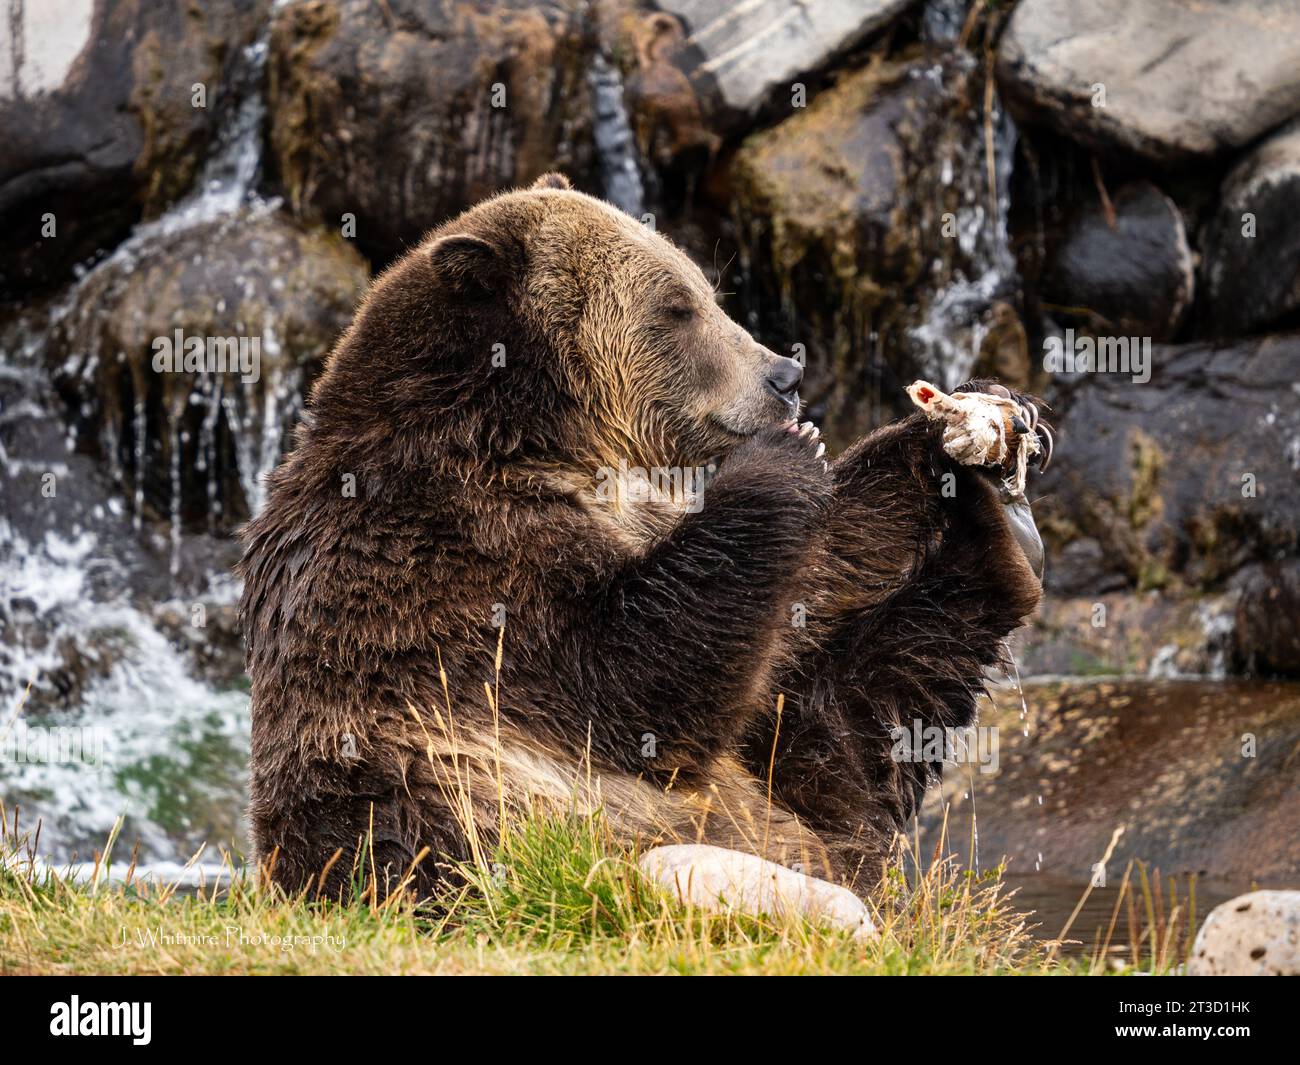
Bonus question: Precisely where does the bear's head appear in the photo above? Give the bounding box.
[308,174,803,478]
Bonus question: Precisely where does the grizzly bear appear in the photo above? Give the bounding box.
[239,174,1046,902]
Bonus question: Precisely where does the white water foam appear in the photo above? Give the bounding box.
[0,522,248,860]
[0,16,285,863]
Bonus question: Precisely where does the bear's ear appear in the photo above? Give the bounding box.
[531,172,571,191]
[427,233,502,297]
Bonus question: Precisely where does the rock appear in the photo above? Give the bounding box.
[1036,334,1300,595]
[266,0,597,265]
[1043,538,1125,599]
[1044,182,1194,342]
[655,0,911,124]
[1190,891,1300,976]
[998,0,1300,162]
[622,11,720,183]
[1015,591,1237,679]
[0,0,272,297]
[1203,121,1300,336]
[1232,562,1300,677]
[44,205,368,534]
[638,844,875,941]
[922,680,1300,886]
[619,1,917,198]
[971,301,1031,392]
[732,51,1021,441]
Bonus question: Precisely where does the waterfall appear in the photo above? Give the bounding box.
[0,12,286,866]
[43,12,287,534]
[97,25,274,256]
[0,516,249,862]
[0,332,250,862]
[588,52,647,218]
[907,84,1020,391]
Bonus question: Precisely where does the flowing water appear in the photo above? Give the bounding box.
[0,15,283,867]
[589,51,647,218]
[907,80,1020,391]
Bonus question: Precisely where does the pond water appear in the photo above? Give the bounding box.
[925,677,1300,960]
[1002,870,1242,960]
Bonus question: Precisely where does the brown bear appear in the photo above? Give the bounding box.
[239,173,1046,902]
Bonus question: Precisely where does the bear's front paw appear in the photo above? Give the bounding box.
[954,379,1053,474]
[906,380,1051,500]
[725,420,832,511]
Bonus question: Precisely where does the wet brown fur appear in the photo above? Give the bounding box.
[239,175,1041,899]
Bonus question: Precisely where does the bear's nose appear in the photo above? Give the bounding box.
[766,357,804,402]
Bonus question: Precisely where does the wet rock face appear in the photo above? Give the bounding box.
[998,0,1300,162]
[1044,183,1194,342]
[653,0,911,125]
[1233,562,1300,678]
[1190,891,1300,976]
[621,11,719,184]
[44,207,368,535]
[1016,592,1237,680]
[1203,121,1300,337]
[266,0,596,265]
[1036,334,1300,596]
[0,0,272,297]
[732,51,1021,441]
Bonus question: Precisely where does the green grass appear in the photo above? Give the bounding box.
[0,796,1197,975]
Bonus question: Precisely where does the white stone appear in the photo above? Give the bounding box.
[1189,890,1300,976]
[665,0,910,115]
[998,0,1300,160]
[638,843,876,941]
[0,0,96,100]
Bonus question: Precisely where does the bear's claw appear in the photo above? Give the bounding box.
[955,379,1054,473]
[907,379,1052,497]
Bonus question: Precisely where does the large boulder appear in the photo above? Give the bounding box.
[1202,121,1300,337]
[44,205,368,534]
[1036,333,1300,596]
[1043,182,1194,342]
[998,0,1300,162]
[266,0,598,265]
[1232,561,1300,677]
[1190,891,1300,976]
[731,50,1022,441]
[0,0,272,297]
[647,0,912,126]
